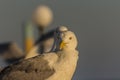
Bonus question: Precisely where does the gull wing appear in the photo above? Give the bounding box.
[0,55,55,80]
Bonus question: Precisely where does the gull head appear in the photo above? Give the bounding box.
[57,26,68,32]
[60,31,77,51]
[55,26,68,39]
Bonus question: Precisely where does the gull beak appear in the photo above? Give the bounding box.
[60,41,66,50]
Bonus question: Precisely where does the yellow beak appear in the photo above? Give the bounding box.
[60,41,66,50]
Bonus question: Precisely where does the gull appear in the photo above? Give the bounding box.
[0,30,79,80]
[47,30,79,80]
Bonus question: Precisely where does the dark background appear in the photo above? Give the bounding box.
[0,0,120,80]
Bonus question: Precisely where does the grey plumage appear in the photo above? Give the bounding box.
[0,55,55,80]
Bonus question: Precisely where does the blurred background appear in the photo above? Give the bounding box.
[0,0,120,80]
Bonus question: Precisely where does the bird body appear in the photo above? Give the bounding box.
[0,30,79,80]
[0,50,78,80]
[46,50,78,80]
[0,54,55,80]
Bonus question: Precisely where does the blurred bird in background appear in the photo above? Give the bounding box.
[0,5,55,65]
[25,5,54,59]
[25,26,68,59]
[0,42,24,70]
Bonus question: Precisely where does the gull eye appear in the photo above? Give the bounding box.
[69,37,72,40]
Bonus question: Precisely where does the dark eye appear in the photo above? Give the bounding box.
[69,37,72,40]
